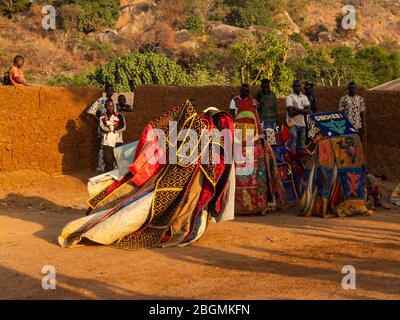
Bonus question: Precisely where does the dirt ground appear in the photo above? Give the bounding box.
[0,172,399,300]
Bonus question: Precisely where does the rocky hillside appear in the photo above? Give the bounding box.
[114,0,400,50]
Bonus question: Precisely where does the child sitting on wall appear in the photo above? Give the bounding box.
[3,55,28,86]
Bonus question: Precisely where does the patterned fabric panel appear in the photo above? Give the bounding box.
[338,167,365,200]
[309,112,358,137]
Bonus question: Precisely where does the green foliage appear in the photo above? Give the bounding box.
[285,0,308,27]
[91,53,190,91]
[185,14,204,34]
[58,3,84,33]
[222,0,285,28]
[289,33,311,51]
[288,45,400,88]
[189,65,230,86]
[46,73,92,87]
[224,0,273,28]
[207,0,230,21]
[230,31,294,94]
[81,39,113,55]
[0,0,31,18]
[58,0,119,33]
[289,46,358,87]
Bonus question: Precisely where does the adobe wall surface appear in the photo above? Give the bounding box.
[0,86,101,175]
[1,85,399,180]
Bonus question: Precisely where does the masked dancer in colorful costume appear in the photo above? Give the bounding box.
[230,84,285,215]
[299,111,372,218]
[58,101,235,250]
[272,124,306,204]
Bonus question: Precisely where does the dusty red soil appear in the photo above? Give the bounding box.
[0,173,399,300]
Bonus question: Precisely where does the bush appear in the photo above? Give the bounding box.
[155,21,175,50]
[58,4,83,33]
[207,0,230,21]
[189,65,230,86]
[224,0,282,28]
[80,39,113,55]
[46,73,92,87]
[0,0,31,18]
[186,14,204,34]
[91,53,190,91]
[289,33,312,51]
[57,0,119,33]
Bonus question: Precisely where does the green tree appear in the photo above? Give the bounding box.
[355,46,400,87]
[58,0,119,33]
[0,0,31,18]
[224,0,284,28]
[288,45,400,89]
[230,31,294,94]
[91,53,190,91]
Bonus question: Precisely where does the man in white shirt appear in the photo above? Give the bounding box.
[286,80,311,155]
[99,99,126,173]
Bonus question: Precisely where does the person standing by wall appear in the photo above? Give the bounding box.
[339,82,367,142]
[116,94,134,113]
[99,99,126,173]
[256,79,278,130]
[229,83,257,118]
[304,82,317,114]
[286,80,311,156]
[304,82,317,144]
[87,84,115,174]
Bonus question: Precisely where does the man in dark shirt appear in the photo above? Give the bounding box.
[304,82,318,114]
[256,79,278,129]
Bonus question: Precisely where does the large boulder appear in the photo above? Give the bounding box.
[317,31,334,42]
[117,1,157,36]
[288,40,308,58]
[89,30,125,45]
[174,29,192,44]
[205,22,249,46]
[273,11,300,35]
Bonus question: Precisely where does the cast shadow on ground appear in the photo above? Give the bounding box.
[0,266,177,300]
[0,193,86,246]
[158,243,400,298]
[2,194,399,298]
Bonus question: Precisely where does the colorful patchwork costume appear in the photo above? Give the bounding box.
[233,97,286,215]
[299,112,372,218]
[59,101,236,250]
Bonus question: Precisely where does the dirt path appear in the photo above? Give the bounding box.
[0,174,399,300]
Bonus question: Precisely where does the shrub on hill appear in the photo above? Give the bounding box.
[91,53,190,91]
[57,0,119,33]
[0,0,31,18]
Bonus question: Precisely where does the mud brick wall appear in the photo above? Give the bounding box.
[1,85,399,180]
[0,86,101,174]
